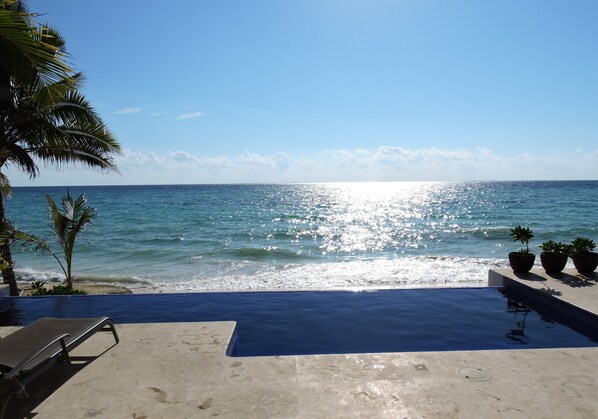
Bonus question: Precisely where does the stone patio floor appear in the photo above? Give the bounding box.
[2,268,597,418]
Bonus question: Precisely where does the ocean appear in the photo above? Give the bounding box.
[4,181,598,292]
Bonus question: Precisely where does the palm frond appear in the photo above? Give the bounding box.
[2,77,120,176]
[2,141,39,177]
[0,216,52,255]
[46,193,67,244]
[0,172,11,197]
[51,87,100,126]
[30,71,79,107]
[0,3,73,86]
[71,194,96,232]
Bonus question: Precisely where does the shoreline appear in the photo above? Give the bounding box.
[16,278,490,296]
[18,282,135,296]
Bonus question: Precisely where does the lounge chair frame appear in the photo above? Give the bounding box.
[0,317,119,417]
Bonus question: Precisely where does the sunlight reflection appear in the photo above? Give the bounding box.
[313,182,455,254]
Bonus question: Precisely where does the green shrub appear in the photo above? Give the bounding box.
[510,225,534,255]
[30,281,87,296]
[539,240,568,254]
[569,237,596,255]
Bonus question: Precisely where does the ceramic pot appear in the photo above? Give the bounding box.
[571,252,598,273]
[540,252,568,273]
[508,252,536,273]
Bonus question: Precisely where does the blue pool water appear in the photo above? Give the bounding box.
[1,287,597,356]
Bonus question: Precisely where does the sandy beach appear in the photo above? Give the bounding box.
[15,278,491,297]
[17,282,135,296]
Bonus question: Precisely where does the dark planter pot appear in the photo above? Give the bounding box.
[508,252,536,273]
[571,252,598,273]
[540,252,568,273]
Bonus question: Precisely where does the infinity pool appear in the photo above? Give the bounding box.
[1,287,597,356]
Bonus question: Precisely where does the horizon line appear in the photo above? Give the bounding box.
[10,179,598,188]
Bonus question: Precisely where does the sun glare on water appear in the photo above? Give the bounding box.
[314,182,451,254]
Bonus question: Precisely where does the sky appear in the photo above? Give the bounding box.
[9,0,598,185]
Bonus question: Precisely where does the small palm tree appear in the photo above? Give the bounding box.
[46,192,96,288]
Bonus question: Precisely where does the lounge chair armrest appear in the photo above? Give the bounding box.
[3,333,72,380]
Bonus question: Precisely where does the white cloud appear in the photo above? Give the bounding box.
[115,146,598,183]
[273,152,291,169]
[113,107,142,115]
[6,146,598,186]
[175,111,204,120]
[168,151,201,163]
[240,152,277,168]
[149,111,169,117]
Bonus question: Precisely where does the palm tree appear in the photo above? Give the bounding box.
[0,1,121,295]
[1,0,73,102]
[46,192,96,288]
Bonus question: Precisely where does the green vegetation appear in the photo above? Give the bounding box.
[539,240,568,254]
[30,280,86,296]
[0,0,72,86]
[0,219,48,269]
[0,1,120,295]
[0,191,97,291]
[509,225,534,255]
[569,237,596,255]
[46,192,96,289]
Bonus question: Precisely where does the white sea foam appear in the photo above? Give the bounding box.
[15,267,150,288]
[13,253,578,293]
[150,256,513,292]
[15,268,65,283]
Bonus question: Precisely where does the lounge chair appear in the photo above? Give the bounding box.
[0,317,119,417]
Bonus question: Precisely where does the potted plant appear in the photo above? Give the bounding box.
[539,240,569,273]
[568,237,598,273]
[508,225,535,273]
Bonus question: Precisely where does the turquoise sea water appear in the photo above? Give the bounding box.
[4,181,598,291]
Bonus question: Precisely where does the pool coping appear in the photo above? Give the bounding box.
[489,268,598,327]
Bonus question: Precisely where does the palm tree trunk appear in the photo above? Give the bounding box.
[0,193,19,296]
[66,261,72,288]
[0,66,10,106]
[0,68,17,295]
